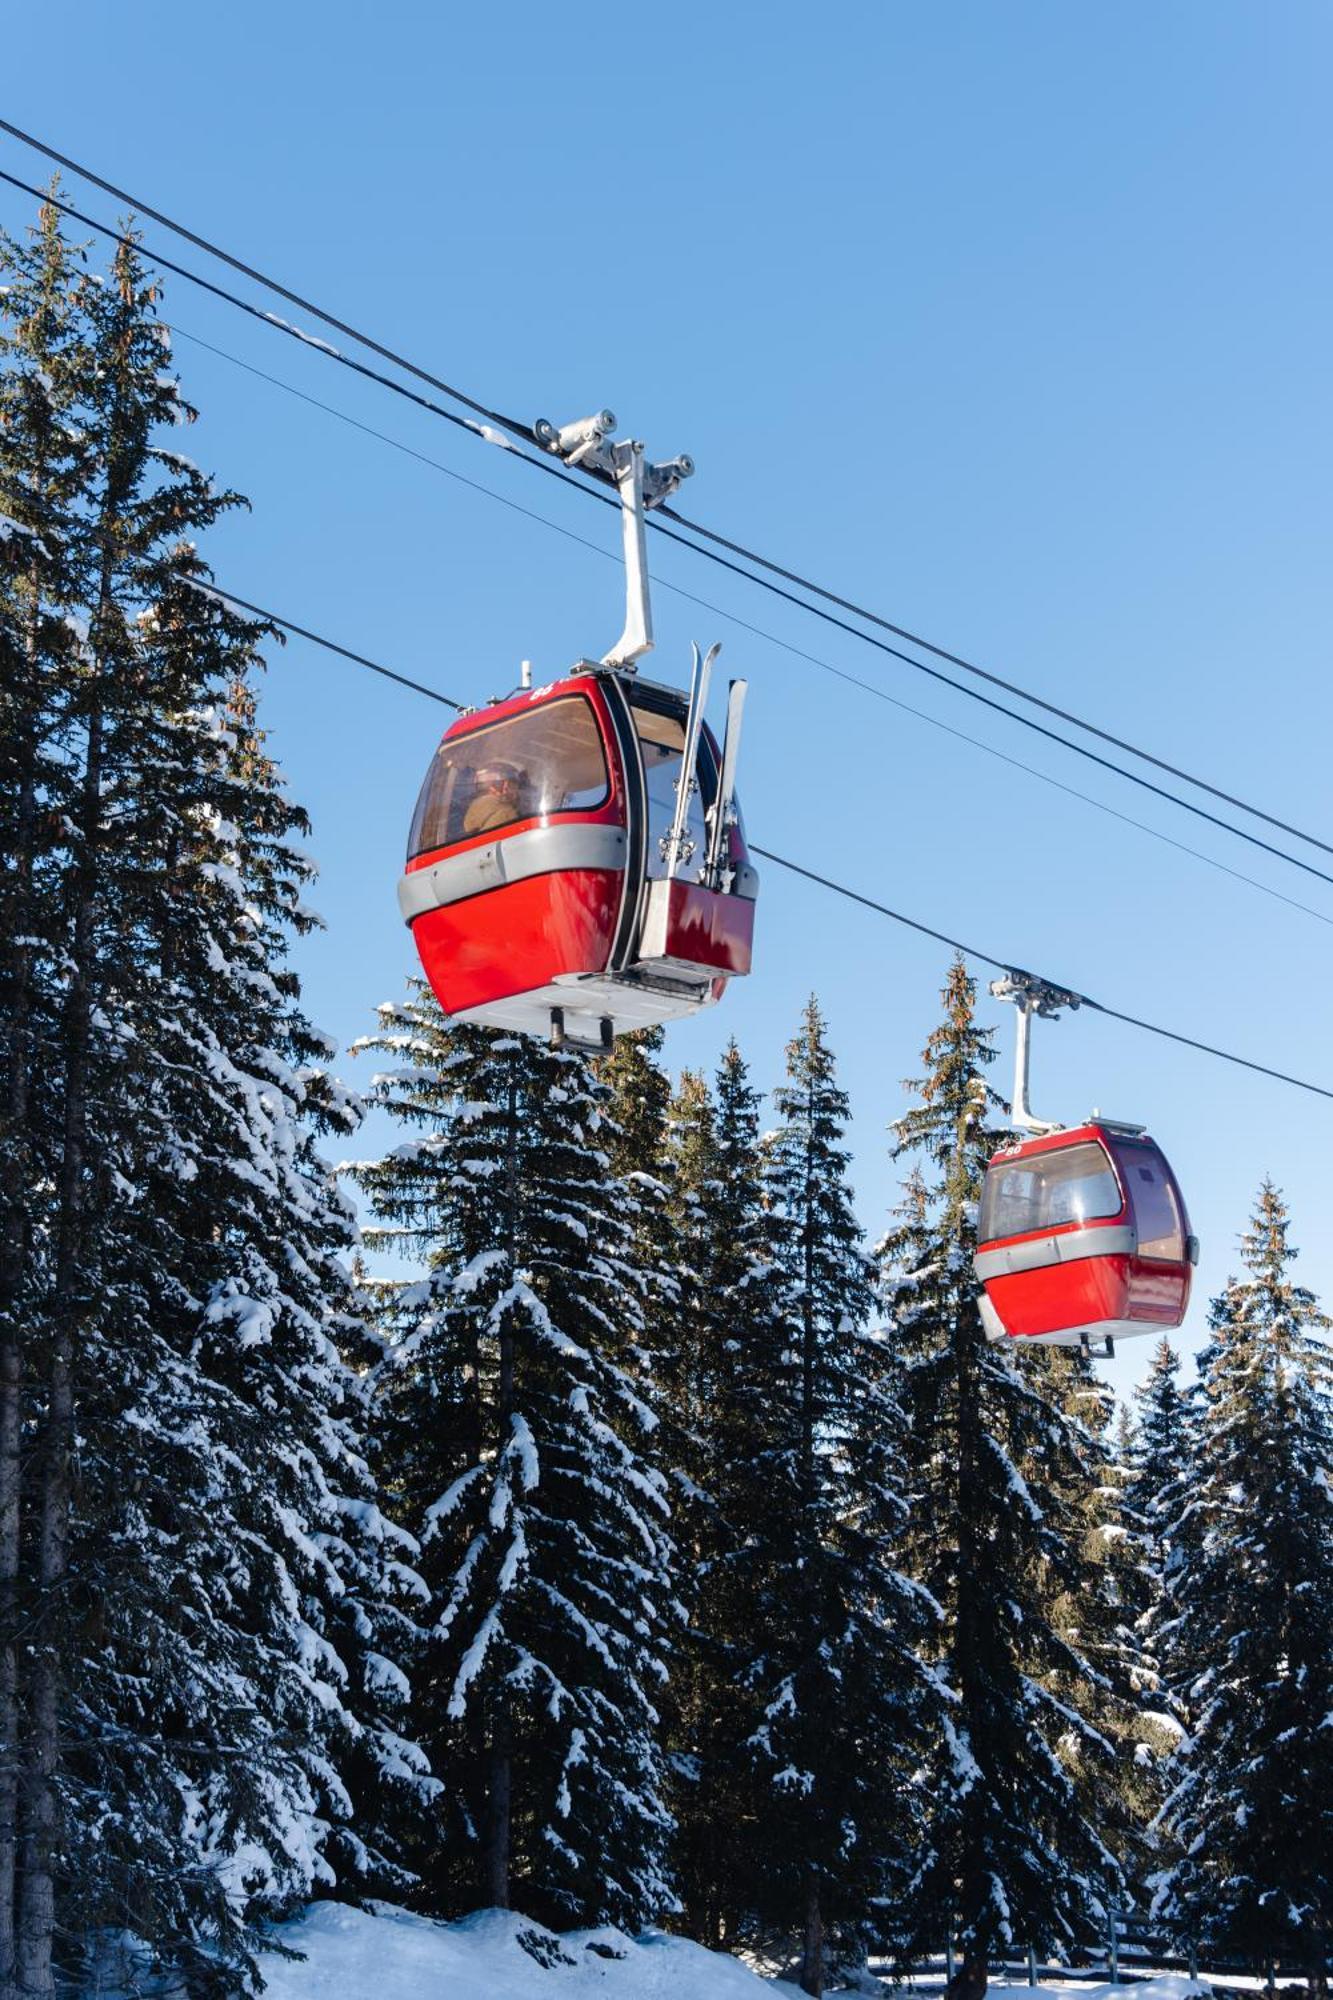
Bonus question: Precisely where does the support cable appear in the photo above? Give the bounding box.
[6,163,1326,892]
[1,139,1328,1092]
[1,134,1329,869]
[166,319,1333,933]
[751,848,1333,1102]
[169,571,1333,1104]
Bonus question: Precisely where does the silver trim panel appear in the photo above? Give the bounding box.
[995,1316,1172,1349]
[398,823,627,925]
[974,1223,1138,1282]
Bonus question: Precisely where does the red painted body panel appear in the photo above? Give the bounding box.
[412,868,622,1017]
[654,879,755,976]
[987,1252,1191,1340]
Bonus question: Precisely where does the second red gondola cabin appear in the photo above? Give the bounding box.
[975,1120,1197,1347]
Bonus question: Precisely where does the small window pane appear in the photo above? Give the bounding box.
[979,1140,1122,1244]
[1115,1143,1184,1261]
[407,695,609,859]
[630,697,713,880]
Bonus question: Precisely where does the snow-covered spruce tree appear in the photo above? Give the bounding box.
[2,211,428,1995]
[656,1064,722,1939]
[880,959,1122,2000]
[594,1026,682,1392]
[353,994,675,1931]
[597,1027,672,1184]
[0,193,93,2000]
[1153,1184,1333,1982]
[1120,1338,1193,1841]
[658,1047,802,1950]
[1128,1339,1191,1596]
[1026,1347,1155,1893]
[741,998,936,1997]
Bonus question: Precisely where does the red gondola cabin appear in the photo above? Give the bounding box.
[974,1120,1197,1348]
[398,666,757,1048]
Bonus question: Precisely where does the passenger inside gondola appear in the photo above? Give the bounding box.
[407,694,614,856]
[463,763,527,835]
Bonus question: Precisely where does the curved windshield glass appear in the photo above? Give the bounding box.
[407,695,610,859]
[1112,1141,1184,1261]
[979,1140,1122,1244]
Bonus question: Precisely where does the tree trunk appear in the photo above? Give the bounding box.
[16,543,110,1992]
[483,1714,512,1911]
[0,1312,18,2000]
[16,1198,77,2000]
[16,829,90,1997]
[482,1067,521,1910]
[0,1020,28,2000]
[799,1864,823,1996]
[1,547,55,2000]
[948,1313,991,2000]
[946,1955,989,2000]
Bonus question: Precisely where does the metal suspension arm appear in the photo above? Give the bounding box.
[605,440,652,668]
[534,410,693,673]
[990,970,1080,1135]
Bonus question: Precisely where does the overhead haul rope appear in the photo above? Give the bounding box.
[2,132,1331,877]
[161,573,1333,1105]
[3,163,1329,900]
[4,476,1322,1094]
[104,319,1318,933]
[753,850,1333,1102]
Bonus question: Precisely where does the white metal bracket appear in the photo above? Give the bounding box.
[533,410,693,671]
[990,969,1081,1135]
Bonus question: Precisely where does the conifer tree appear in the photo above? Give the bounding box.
[1128,1340,1190,1584]
[656,1064,724,1939]
[659,1047,797,1950]
[743,998,935,1996]
[880,960,1123,2000]
[2,207,426,1994]
[1154,1184,1333,1982]
[1125,1340,1194,1789]
[0,193,92,2000]
[354,997,675,1931]
[595,1025,680,1390]
[1030,1348,1153,1893]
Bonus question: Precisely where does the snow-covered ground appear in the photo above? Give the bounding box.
[257,1903,1215,2000]
[989,1986,1206,2000]
[259,1902,794,1997]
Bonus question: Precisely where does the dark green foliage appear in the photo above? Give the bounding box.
[1030,1348,1155,1888]
[0,200,424,1996]
[739,999,937,1994]
[881,960,1123,1990]
[1123,1339,1194,1829]
[1153,1184,1333,1974]
[659,1047,796,1950]
[354,999,675,1931]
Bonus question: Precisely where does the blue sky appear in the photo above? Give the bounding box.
[4,2,1330,1400]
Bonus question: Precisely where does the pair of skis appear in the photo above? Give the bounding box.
[663,640,747,890]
